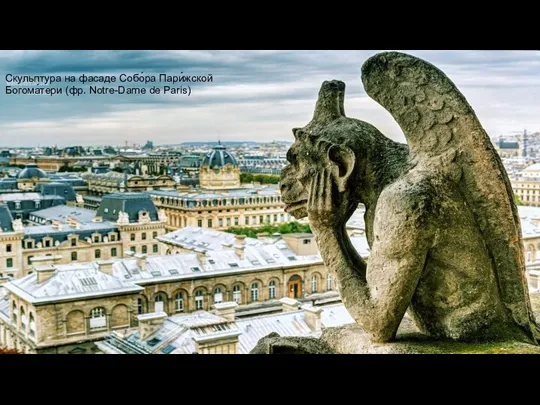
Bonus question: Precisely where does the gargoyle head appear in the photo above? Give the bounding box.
[280,80,359,219]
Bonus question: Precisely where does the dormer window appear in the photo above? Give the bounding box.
[71,238,76,247]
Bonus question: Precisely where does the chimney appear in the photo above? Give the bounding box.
[135,254,147,272]
[213,302,238,322]
[35,265,57,284]
[137,312,167,340]
[303,305,323,332]
[97,260,115,276]
[196,249,207,264]
[234,235,246,260]
[279,297,301,312]
[124,250,135,258]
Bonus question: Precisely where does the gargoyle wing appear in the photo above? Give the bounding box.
[361,51,540,342]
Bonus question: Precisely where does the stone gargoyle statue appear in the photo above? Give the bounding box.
[251,51,540,354]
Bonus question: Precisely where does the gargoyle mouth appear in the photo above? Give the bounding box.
[284,200,308,213]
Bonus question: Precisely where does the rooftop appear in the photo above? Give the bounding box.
[30,205,97,225]
[3,263,143,304]
[157,226,263,251]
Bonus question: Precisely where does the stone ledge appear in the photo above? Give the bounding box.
[250,316,540,354]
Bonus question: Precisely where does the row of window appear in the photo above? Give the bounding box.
[24,233,118,249]
[11,303,36,338]
[142,276,334,314]
[158,196,283,208]
[130,231,159,241]
[197,214,290,228]
[8,244,160,268]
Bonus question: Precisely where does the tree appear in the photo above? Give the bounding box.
[514,194,523,206]
[226,221,311,238]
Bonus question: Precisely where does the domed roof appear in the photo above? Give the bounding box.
[17,163,47,180]
[201,143,238,168]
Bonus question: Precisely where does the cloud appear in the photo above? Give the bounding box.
[0,50,538,147]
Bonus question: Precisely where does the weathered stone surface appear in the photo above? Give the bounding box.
[269,51,540,352]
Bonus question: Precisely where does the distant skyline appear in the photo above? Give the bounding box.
[1,50,539,148]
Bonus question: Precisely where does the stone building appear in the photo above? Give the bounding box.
[0,205,24,278]
[151,185,290,231]
[95,299,355,354]
[494,137,521,158]
[0,228,354,354]
[199,142,241,189]
[82,172,177,195]
[0,193,168,278]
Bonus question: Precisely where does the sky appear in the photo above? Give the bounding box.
[0,50,539,148]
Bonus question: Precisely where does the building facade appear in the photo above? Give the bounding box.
[0,229,346,354]
[0,193,168,278]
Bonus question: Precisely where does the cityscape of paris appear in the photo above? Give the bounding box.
[1,49,539,356]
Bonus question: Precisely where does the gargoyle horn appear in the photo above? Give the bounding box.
[312,80,346,125]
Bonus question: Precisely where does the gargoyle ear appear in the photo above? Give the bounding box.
[327,144,355,193]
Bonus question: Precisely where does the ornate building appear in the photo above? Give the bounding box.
[199,142,241,189]
[0,193,168,278]
[0,228,352,354]
[151,185,290,231]
[82,172,177,195]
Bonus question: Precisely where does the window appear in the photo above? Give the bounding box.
[27,240,34,249]
[71,238,76,247]
[71,252,77,261]
[251,283,259,302]
[27,256,33,266]
[327,274,333,291]
[274,214,277,222]
[234,217,239,226]
[12,302,17,323]
[90,308,106,329]
[311,275,318,293]
[208,219,213,228]
[142,233,147,241]
[303,239,312,245]
[233,285,242,304]
[130,246,136,253]
[111,248,117,257]
[153,244,158,253]
[6,258,13,268]
[137,298,144,314]
[20,307,26,329]
[198,219,202,227]
[281,214,284,222]
[175,293,184,312]
[45,240,51,248]
[269,280,276,299]
[130,233,135,241]
[245,216,249,225]
[110,234,116,242]
[214,287,223,304]
[259,216,263,224]
[195,290,204,310]
[142,245,147,254]
[94,236,100,243]
[218,219,223,227]
[155,295,165,312]
[95,249,101,259]
[153,231,158,239]
[29,313,35,338]
[6,244,11,253]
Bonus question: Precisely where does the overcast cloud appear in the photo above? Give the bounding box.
[0,50,538,147]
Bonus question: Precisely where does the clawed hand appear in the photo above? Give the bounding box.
[308,168,348,229]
